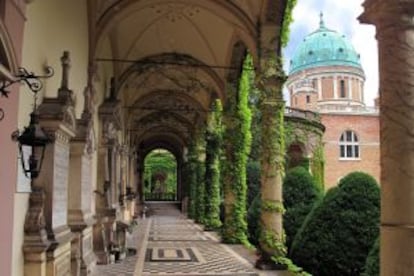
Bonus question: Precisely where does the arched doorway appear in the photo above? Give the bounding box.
[143,148,178,201]
[287,143,307,169]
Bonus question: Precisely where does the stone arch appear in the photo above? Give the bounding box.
[286,142,307,169]
[0,18,18,76]
[226,40,247,85]
[117,53,224,101]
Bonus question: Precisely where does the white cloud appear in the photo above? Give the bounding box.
[283,0,378,106]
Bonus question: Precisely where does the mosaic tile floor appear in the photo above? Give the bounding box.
[93,203,285,276]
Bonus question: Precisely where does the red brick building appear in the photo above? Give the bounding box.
[286,14,380,189]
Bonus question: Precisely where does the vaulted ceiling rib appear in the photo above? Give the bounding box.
[92,0,271,156]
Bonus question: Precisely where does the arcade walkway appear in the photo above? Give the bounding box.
[93,203,285,276]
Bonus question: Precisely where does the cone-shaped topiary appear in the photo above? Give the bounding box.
[290,171,380,276]
[362,238,379,276]
[283,166,322,250]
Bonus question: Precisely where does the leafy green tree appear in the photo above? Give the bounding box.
[144,149,177,199]
[290,172,380,276]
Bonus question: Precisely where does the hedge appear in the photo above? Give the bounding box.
[290,172,380,276]
[283,166,322,250]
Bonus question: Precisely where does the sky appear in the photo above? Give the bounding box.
[282,0,379,106]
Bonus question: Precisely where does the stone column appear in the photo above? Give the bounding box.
[176,158,182,201]
[360,1,414,275]
[136,158,144,209]
[126,148,137,218]
[256,25,286,269]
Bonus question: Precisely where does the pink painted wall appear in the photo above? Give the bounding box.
[0,1,26,276]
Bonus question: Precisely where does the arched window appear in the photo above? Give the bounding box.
[340,79,346,98]
[339,130,359,159]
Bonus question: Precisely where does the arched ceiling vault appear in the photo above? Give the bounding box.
[91,0,286,156]
[136,131,187,161]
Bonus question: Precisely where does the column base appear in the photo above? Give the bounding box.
[71,226,96,275]
[24,251,48,276]
[255,255,287,271]
[93,210,116,265]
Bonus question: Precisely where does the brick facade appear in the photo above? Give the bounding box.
[321,113,379,189]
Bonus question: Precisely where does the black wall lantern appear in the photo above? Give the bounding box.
[3,66,54,179]
[16,111,51,179]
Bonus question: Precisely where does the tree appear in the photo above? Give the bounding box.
[290,172,380,276]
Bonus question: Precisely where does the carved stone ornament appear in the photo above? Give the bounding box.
[102,120,118,142]
[99,78,122,143]
[86,123,96,155]
[23,188,50,253]
[37,51,77,133]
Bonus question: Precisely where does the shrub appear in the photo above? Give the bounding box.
[362,238,379,276]
[247,193,261,246]
[290,172,380,276]
[283,166,322,250]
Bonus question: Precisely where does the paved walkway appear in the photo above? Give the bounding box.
[93,203,286,276]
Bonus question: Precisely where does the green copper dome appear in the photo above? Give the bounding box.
[289,14,362,74]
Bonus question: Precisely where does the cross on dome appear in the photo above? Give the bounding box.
[319,12,326,29]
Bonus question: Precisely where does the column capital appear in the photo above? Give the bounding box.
[257,54,286,100]
[359,0,414,30]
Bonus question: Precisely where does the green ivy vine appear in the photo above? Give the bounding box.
[204,99,223,230]
[261,200,286,214]
[222,54,253,245]
[310,143,325,191]
[194,133,206,224]
[281,0,298,47]
[187,143,198,219]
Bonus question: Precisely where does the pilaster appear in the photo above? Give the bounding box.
[360,1,414,275]
[24,51,77,276]
[333,75,338,99]
[68,110,97,275]
[94,78,123,264]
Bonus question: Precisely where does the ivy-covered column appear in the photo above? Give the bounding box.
[256,34,287,267]
[222,56,252,244]
[187,142,198,219]
[194,130,206,224]
[187,130,206,222]
[204,99,223,230]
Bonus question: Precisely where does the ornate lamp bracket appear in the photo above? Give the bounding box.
[0,66,54,121]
